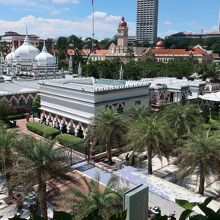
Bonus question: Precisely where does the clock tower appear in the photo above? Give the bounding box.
[117,17,128,48]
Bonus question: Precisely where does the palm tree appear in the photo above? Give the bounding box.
[178,129,220,195]
[61,173,123,219]
[89,108,127,164]
[13,137,77,219]
[162,103,200,140]
[126,114,172,174]
[0,125,17,198]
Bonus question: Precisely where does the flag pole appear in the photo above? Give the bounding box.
[92,0,95,49]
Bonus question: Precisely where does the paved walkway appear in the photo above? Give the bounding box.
[16,118,43,140]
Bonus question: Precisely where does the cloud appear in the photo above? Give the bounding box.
[164,21,172,25]
[51,0,80,4]
[0,14,123,39]
[87,11,120,22]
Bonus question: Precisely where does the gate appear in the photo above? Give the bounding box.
[56,141,90,167]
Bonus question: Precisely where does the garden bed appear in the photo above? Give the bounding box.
[27,122,60,139]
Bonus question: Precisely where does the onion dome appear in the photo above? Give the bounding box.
[35,42,56,66]
[14,34,40,60]
[5,45,16,64]
[119,17,127,27]
[156,40,165,49]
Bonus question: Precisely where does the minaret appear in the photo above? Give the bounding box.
[78,62,82,77]
[119,64,124,80]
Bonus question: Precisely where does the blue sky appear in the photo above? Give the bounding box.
[0,0,219,39]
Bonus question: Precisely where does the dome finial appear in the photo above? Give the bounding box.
[24,26,31,44]
[42,40,47,52]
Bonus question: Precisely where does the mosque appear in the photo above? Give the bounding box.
[3,31,61,80]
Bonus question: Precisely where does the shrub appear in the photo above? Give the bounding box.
[57,134,90,154]
[27,122,60,139]
[57,134,82,147]
[7,114,26,120]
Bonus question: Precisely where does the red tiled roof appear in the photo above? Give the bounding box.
[152,47,207,55]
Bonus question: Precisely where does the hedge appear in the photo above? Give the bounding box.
[27,122,60,139]
[57,134,90,154]
[7,114,26,120]
[57,134,82,147]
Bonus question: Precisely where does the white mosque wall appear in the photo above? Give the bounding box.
[39,82,150,128]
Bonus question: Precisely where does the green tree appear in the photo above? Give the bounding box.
[99,38,113,49]
[61,174,123,220]
[178,130,220,195]
[126,114,172,174]
[0,100,7,118]
[89,109,127,164]
[162,103,199,140]
[14,137,77,219]
[32,95,41,118]
[125,47,135,61]
[0,125,17,198]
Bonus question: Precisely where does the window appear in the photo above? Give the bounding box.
[117,104,124,113]
[135,100,141,106]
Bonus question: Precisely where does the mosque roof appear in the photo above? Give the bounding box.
[14,34,40,60]
[0,80,39,95]
[35,43,56,66]
[39,77,149,93]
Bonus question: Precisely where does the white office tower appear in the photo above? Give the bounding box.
[136,0,159,45]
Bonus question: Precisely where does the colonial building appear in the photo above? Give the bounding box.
[67,17,152,63]
[151,40,212,63]
[39,77,150,137]
[0,31,44,49]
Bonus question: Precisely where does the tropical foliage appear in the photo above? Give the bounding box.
[177,129,220,195]
[126,113,172,174]
[61,174,123,220]
[88,108,127,164]
[0,125,17,198]
[161,103,200,140]
[13,137,77,219]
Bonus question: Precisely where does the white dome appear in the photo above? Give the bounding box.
[5,46,15,64]
[35,44,56,66]
[14,35,40,61]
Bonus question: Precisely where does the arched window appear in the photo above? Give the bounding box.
[117,104,124,113]
[19,97,26,106]
[11,97,17,106]
[27,97,33,106]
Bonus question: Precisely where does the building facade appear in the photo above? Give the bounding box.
[141,77,206,108]
[67,17,153,63]
[136,0,159,45]
[39,78,150,137]
[0,31,44,49]
[150,40,212,63]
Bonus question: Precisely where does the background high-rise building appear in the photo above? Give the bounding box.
[136,0,159,45]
